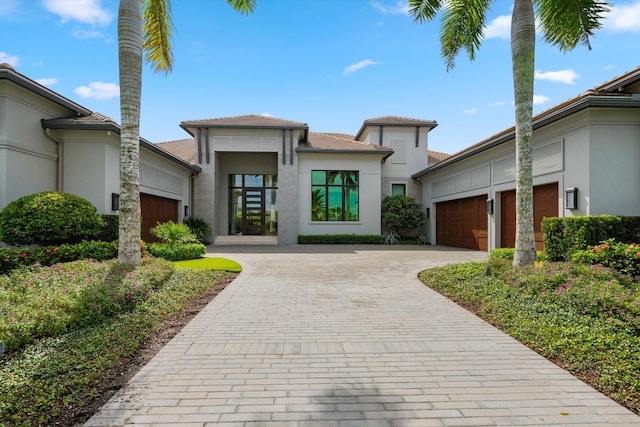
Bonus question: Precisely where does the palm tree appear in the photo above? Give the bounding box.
[409,0,609,266]
[117,0,255,266]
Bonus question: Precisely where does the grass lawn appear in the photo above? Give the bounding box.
[418,258,640,415]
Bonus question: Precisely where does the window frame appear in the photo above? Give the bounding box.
[311,170,359,222]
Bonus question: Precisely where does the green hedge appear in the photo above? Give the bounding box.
[146,242,206,261]
[94,214,119,242]
[542,215,640,261]
[298,234,385,244]
[1,241,118,275]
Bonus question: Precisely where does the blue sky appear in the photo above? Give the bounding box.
[1,0,640,154]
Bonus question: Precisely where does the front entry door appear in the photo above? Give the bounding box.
[242,188,265,235]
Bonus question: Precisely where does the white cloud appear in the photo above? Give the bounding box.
[483,15,511,40]
[464,108,477,115]
[534,69,579,84]
[72,28,104,39]
[43,0,113,26]
[0,51,19,67]
[488,101,506,107]
[260,113,274,117]
[35,77,58,86]
[370,1,408,15]
[74,81,119,100]
[533,94,550,105]
[343,59,381,75]
[606,2,640,32]
[604,64,616,70]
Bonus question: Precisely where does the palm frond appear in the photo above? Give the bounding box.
[142,0,174,75]
[408,0,444,23]
[535,0,610,51]
[440,0,492,71]
[226,0,256,15]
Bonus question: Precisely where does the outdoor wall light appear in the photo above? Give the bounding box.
[486,198,494,215]
[111,193,119,211]
[565,187,578,210]
[425,207,430,219]
[184,205,189,217]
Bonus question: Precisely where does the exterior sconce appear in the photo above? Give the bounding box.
[184,205,189,217]
[486,198,494,215]
[565,187,578,210]
[425,207,430,219]
[111,193,119,211]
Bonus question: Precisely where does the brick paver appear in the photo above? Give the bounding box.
[86,245,640,426]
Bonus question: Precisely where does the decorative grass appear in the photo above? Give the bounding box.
[173,257,242,272]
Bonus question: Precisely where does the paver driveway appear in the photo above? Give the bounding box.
[86,245,640,426]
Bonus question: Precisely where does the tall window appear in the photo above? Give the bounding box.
[311,170,359,221]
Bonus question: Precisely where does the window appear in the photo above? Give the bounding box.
[311,170,359,221]
[391,183,406,196]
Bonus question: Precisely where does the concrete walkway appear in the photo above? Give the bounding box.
[86,245,640,426]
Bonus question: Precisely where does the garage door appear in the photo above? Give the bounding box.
[500,182,558,250]
[140,193,179,242]
[436,194,488,251]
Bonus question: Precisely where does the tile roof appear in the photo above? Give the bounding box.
[300,132,393,154]
[363,116,438,127]
[155,138,195,163]
[180,114,308,129]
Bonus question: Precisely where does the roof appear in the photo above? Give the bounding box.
[428,150,450,165]
[155,138,195,163]
[355,115,438,140]
[412,66,640,179]
[297,132,394,157]
[41,115,201,173]
[0,63,91,117]
[180,114,309,136]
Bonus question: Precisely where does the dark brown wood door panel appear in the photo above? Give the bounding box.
[436,195,488,251]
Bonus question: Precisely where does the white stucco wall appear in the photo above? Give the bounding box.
[0,80,72,208]
[298,153,384,235]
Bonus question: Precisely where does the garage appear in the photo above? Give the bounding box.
[436,194,488,251]
[500,182,558,250]
[140,193,179,242]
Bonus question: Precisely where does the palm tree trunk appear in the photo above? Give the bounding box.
[511,0,536,267]
[117,0,143,267]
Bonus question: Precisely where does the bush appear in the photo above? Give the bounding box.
[298,234,385,244]
[488,248,548,262]
[570,239,640,279]
[542,215,640,261]
[183,216,211,244]
[147,242,205,261]
[381,195,426,238]
[151,221,199,245]
[0,192,103,245]
[0,241,118,275]
[94,214,119,242]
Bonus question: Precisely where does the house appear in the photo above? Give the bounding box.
[0,63,199,242]
[3,60,639,250]
[412,66,640,251]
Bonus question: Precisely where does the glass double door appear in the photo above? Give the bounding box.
[229,174,277,236]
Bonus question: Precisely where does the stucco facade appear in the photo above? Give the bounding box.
[4,61,640,250]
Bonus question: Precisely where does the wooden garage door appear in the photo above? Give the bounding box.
[140,193,179,242]
[501,183,558,251]
[436,194,488,251]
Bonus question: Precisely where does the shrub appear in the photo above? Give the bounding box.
[298,234,385,244]
[151,221,199,245]
[488,248,548,262]
[0,192,103,245]
[147,242,205,261]
[183,216,211,244]
[94,214,119,242]
[542,215,640,261]
[570,239,640,279]
[381,195,426,238]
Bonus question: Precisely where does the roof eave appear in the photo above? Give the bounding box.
[412,95,640,180]
[355,121,438,141]
[1,68,92,117]
[41,119,202,173]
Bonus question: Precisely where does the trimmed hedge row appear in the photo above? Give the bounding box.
[542,215,640,261]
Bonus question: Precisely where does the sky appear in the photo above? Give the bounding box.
[1,0,640,155]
